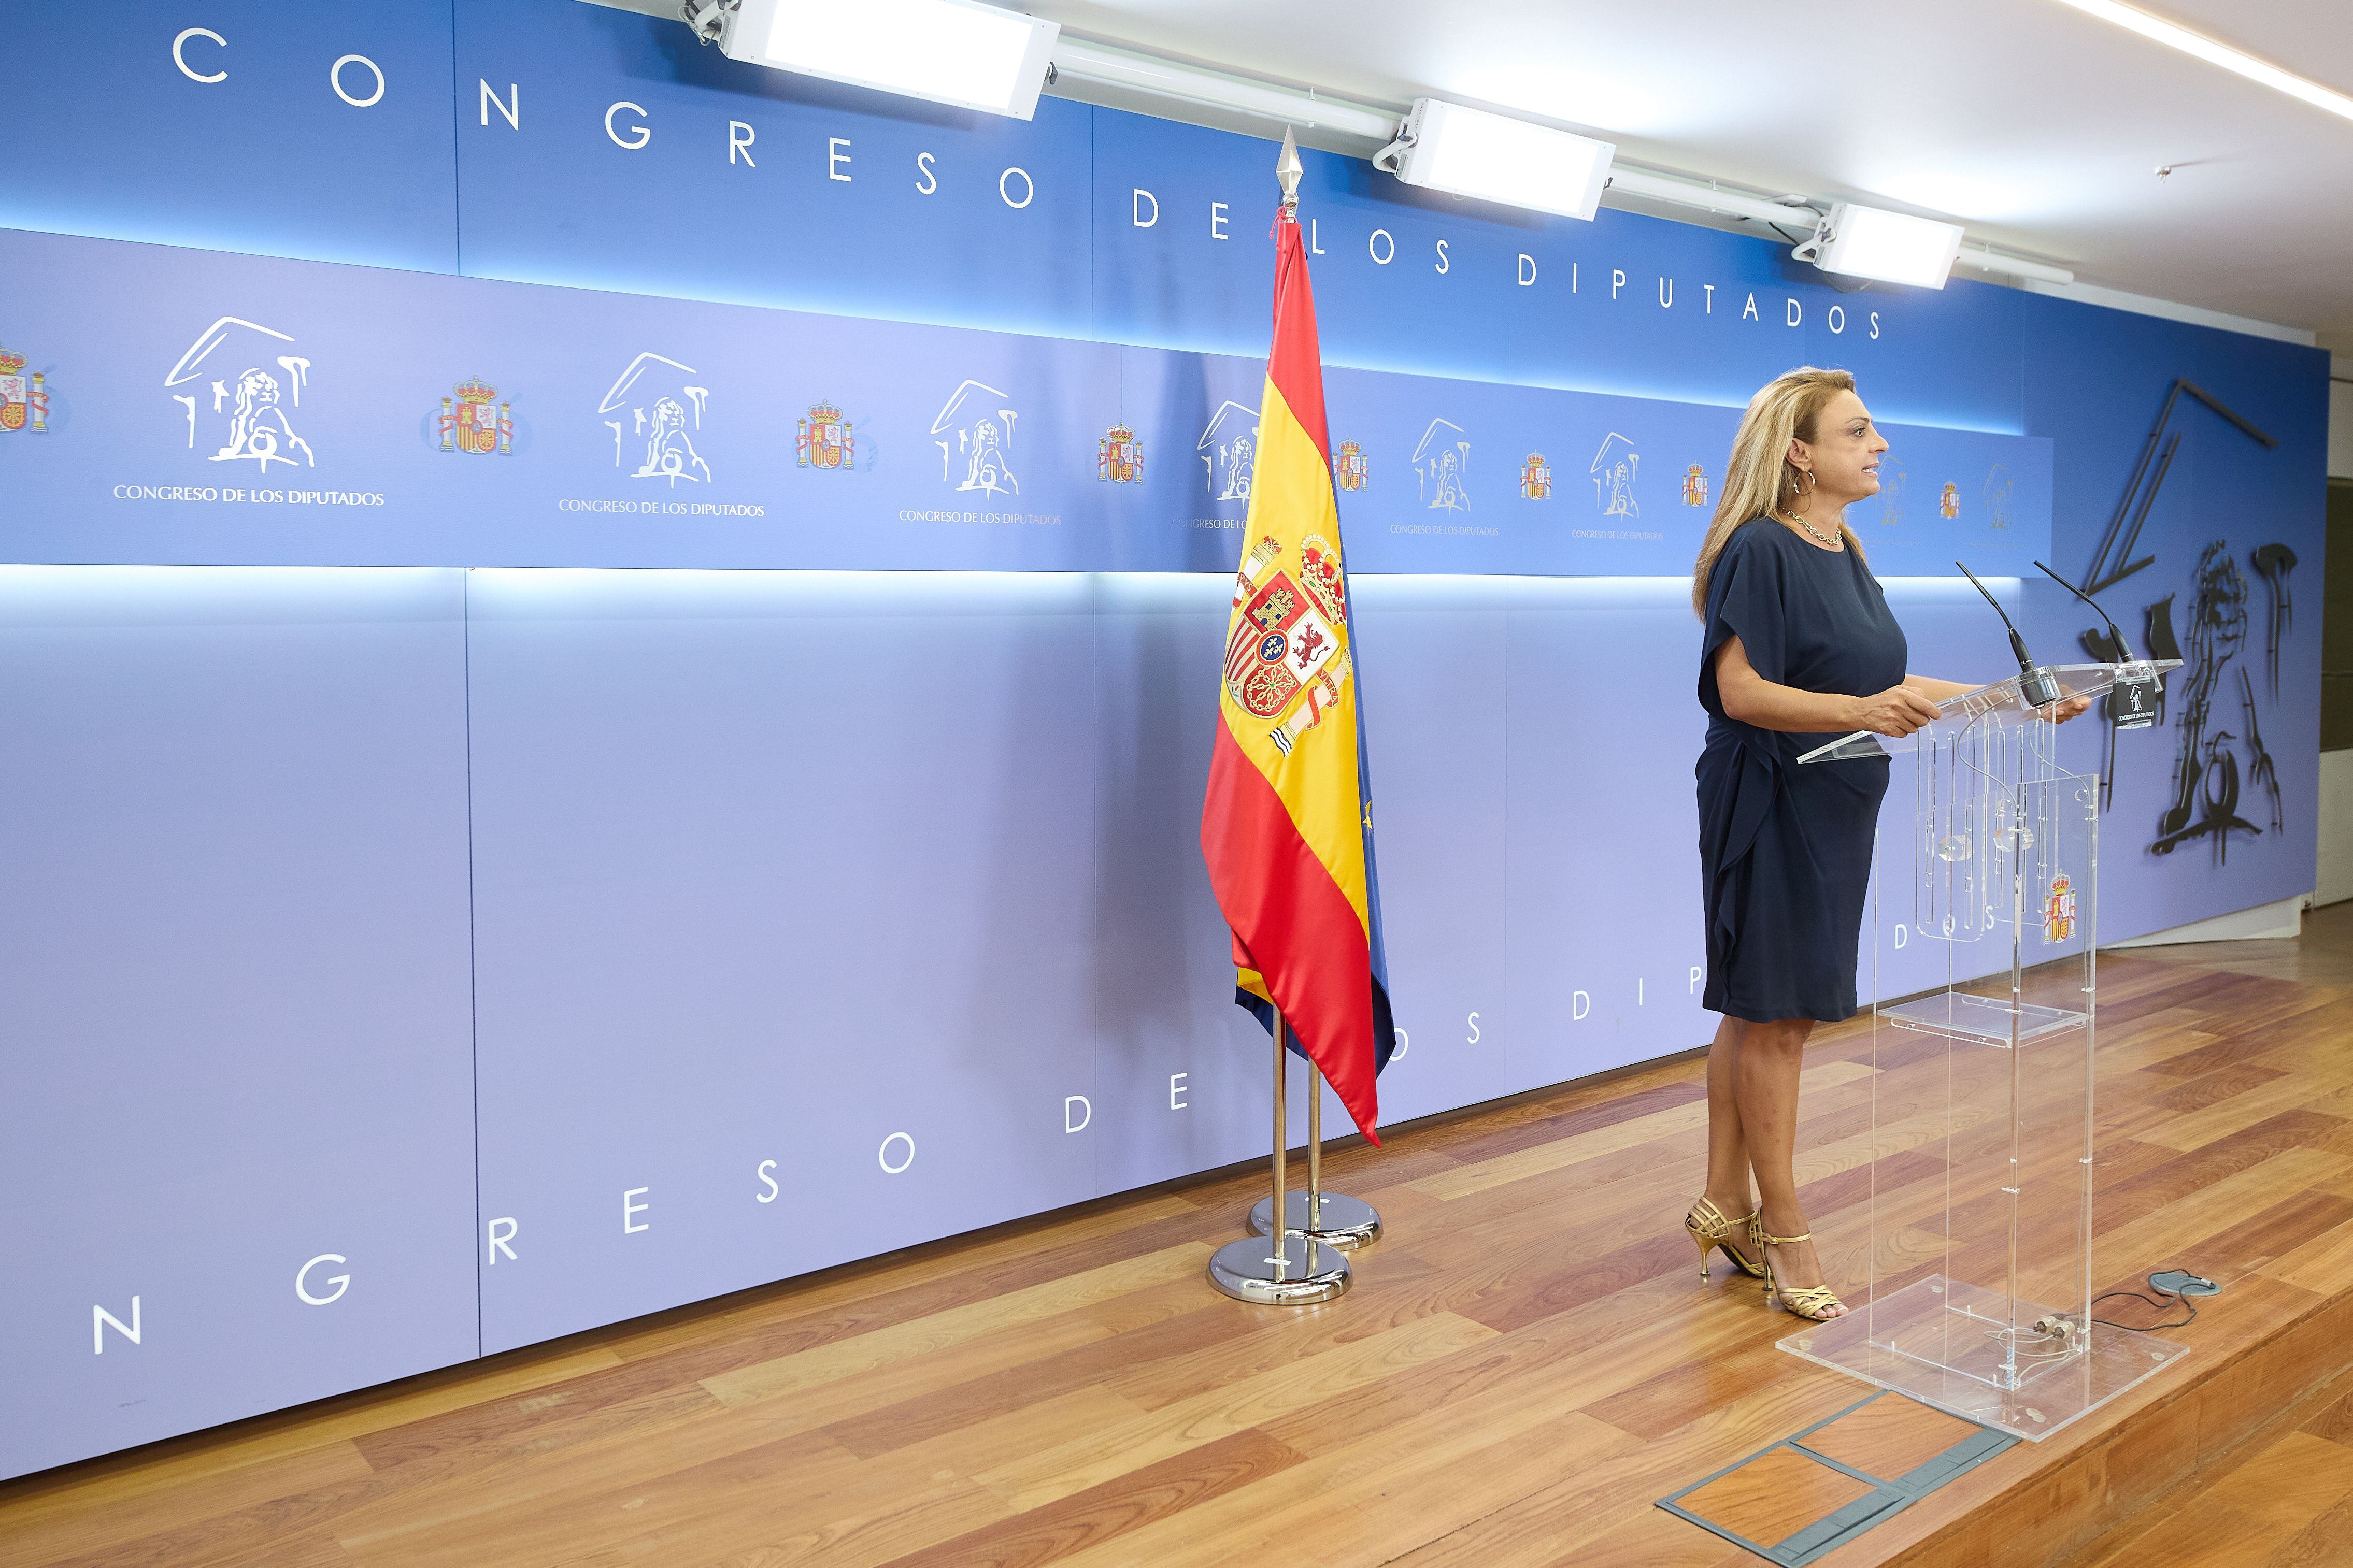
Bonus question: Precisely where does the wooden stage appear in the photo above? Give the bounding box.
[5,905,2350,1568]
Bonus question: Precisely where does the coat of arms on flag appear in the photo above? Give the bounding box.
[436,377,512,455]
[0,348,50,434]
[1098,423,1143,483]
[797,401,854,469]
[1224,533,1352,752]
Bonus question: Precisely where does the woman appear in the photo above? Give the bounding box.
[1682,367,2080,1321]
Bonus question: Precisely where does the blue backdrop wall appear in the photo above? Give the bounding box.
[0,0,2328,1478]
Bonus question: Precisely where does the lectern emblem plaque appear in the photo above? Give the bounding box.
[2043,872,2077,943]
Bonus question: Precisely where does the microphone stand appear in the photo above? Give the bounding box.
[2034,559,2161,814]
[1957,560,2062,710]
[2033,560,2160,729]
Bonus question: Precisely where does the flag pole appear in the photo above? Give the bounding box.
[1209,1008,1349,1303]
[1241,126,1381,1258]
[1273,1017,1289,1282]
[1202,126,1355,1307]
[1248,1060,1384,1250]
[1308,1061,1319,1234]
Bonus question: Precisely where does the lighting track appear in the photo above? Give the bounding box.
[1046,35,2078,284]
[576,0,2075,285]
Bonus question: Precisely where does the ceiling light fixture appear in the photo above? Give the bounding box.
[2046,0,2353,123]
[687,0,1060,120]
[614,4,2071,282]
[1374,99,1616,221]
[1793,202,1965,289]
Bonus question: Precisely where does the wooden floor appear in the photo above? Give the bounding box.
[5,904,2351,1568]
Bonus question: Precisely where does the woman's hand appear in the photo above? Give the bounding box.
[2045,695,2093,723]
[1847,684,1945,737]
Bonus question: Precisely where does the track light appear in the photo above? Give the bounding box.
[1794,202,1965,289]
[1374,99,1616,222]
[689,0,1061,121]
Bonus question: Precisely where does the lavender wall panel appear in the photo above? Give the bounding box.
[1345,578,1512,1124]
[1085,574,1294,1195]
[0,566,477,1478]
[1500,577,1715,1098]
[465,570,1103,1353]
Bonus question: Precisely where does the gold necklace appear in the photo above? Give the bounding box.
[1780,510,1842,551]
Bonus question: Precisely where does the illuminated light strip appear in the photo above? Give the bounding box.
[2048,0,2353,122]
[458,569,2022,592]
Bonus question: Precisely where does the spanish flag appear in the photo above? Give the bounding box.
[1200,198,1396,1143]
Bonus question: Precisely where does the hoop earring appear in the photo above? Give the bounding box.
[1788,467,1816,515]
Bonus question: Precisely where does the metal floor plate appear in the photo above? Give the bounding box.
[1656,1390,2019,1565]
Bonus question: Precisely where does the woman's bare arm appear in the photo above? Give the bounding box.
[1905,671,2091,720]
[1714,637,1944,737]
[1902,674,1979,702]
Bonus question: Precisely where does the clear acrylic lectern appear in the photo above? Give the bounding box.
[1779,661,2187,1442]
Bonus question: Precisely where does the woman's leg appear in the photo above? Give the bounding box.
[1702,1017,1759,1251]
[1733,1015,1845,1313]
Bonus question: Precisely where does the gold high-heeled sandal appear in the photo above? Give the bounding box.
[1748,1215,1847,1320]
[1684,1197,1766,1282]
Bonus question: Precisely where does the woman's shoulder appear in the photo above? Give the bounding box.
[1703,519,1791,620]
[1727,515,1793,548]
[1718,517,1797,567]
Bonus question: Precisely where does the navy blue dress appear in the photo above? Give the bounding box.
[1696,520,1908,1023]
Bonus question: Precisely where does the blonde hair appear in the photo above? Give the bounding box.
[1691,367,1866,616]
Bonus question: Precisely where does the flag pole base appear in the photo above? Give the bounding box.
[1207,1232,1351,1305]
[1247,1191,1382,1250]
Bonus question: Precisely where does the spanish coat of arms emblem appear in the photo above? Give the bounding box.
[1097,423,1143,483]
[1939,482,1960,520]
[798,401,854,469]
[1332,440,1367,493]
[0,348,48,434]
[2043,872,2077,944]
[1520,453,1552,501]
[1223,533,1354,756]
[1682,464,1708,507]
[437,377,512,455]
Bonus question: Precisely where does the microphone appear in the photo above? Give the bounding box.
[2034,559,2161,729]
[1956,560,2063,709]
